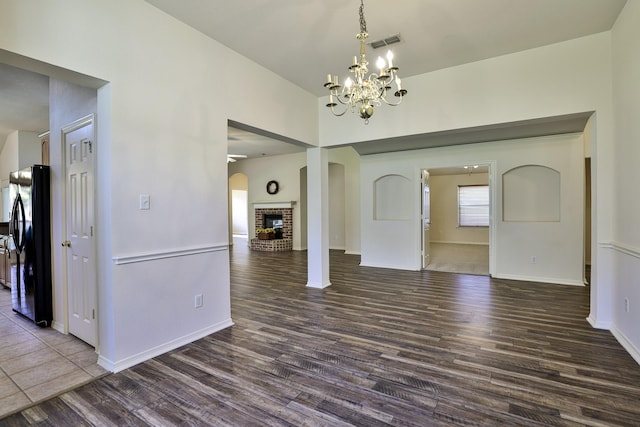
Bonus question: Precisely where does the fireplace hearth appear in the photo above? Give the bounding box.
[250,202,294,251]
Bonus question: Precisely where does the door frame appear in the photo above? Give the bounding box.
[61,113,98,347]
[421,169,430,269]
[419,162,496,276]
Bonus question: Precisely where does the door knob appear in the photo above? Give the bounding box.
[61,240,71,247]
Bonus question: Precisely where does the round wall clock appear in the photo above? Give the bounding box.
[266,180,279,195]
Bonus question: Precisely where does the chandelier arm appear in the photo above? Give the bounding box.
[334,93,352,106]
[329,104,348,116]
[380,96,404,107]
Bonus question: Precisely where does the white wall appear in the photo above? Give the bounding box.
[17,131,41,168]
[0,131,19,221]
[0,131,19,186]
[611,0,640,364]
[429,173,489,245]
[0,130,41,176]
[361,134,585,287]
[0,130,42,220]
[328,163,345,250]
[0,0,318,371]
[329,147,360,255]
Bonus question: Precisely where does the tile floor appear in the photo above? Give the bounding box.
[0,285,108,418]
[425,242,490,275]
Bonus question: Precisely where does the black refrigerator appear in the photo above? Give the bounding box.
[9,165,52,327]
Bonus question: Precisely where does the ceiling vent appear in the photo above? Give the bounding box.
[369,34,402,49]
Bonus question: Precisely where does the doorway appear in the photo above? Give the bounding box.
[423,165,490,275]
[229,173,249,246]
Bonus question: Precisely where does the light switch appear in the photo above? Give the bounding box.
[139,194,150,210]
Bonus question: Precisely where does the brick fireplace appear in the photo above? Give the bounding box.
[250,202,295,251]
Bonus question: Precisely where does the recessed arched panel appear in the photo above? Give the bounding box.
[503,165,560,222]
[374,174,411,220]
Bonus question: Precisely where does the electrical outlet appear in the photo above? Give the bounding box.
[195,294,203,308]
[530,256,537,264]
[625,297,630,313]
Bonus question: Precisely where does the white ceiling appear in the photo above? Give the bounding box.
[0,0,627,158]
[227,123,309,159]
[144,0,626,97]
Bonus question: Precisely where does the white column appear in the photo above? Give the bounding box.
[306,147,331,288]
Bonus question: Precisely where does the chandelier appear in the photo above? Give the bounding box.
[323,0,407,124]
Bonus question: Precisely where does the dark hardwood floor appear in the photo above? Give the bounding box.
[2,244,640,426]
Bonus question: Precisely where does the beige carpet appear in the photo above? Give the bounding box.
[425,242,489,276]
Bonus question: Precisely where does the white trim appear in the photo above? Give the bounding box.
[600,241,640,259]
[97,318,234,373]
[252,201,296,209]
[359,261,420,271]
[429,241,490,246]
[112,244,228,265]
[611,326,640,367]
[51,320,66,334]
[586,314,611,330]
[493,273,585,287]
[306,281,332,289]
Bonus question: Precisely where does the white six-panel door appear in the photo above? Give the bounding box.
[62,115,96,346]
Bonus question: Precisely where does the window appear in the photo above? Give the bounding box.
[458,185,489,227]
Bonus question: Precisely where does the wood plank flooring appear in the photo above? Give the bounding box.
[2,244,640,426]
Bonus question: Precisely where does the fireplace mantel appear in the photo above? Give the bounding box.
[252,201,296,209]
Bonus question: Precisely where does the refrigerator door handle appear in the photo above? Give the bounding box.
[11,194,26,254]
[9,194,19,248]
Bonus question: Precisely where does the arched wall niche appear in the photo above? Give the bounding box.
[374,174,411,220]
[502,165,561,222]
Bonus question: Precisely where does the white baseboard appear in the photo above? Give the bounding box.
[359,261,419,271]
[493,273,584,287]
[344,250,362,255]
[306,281,332,289]
[98,318,234,373]
[51,320,66,334]
[586,314,612,330]
[430,240,489,246]
[611,326,640,367]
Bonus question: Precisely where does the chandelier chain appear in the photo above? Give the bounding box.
[359,0,367,34]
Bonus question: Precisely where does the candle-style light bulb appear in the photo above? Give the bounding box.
[376,56,386,74]
[396,77,402,90]
[386,50,394,68]
[345,77,354,89]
